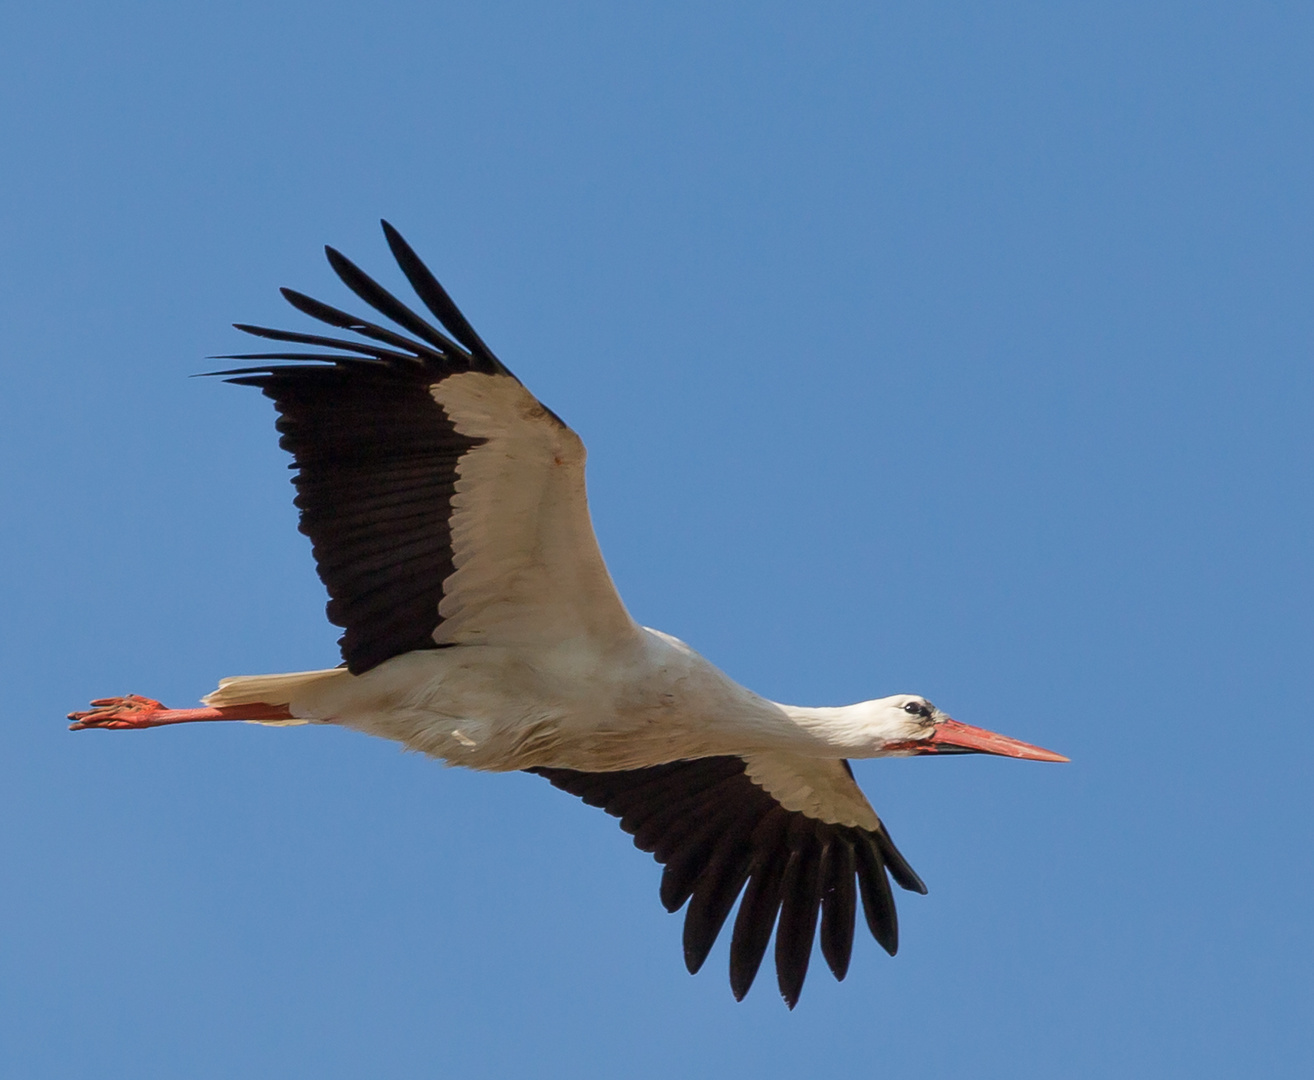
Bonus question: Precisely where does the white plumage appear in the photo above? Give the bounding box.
[71,222,1066,1007]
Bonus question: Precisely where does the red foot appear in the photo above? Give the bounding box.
[68,695,295,730]
[68,695,168,730]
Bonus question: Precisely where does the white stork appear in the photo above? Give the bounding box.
[70,222,1067,1008]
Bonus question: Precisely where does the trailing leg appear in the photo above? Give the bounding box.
[68,694,294,730]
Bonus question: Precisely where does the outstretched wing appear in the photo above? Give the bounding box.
[215,221,637,674]
[531,753,927,1008]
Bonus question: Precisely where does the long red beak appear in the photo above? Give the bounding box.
[927,718,1069,762]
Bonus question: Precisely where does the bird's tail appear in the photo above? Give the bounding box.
[202,667,346,725]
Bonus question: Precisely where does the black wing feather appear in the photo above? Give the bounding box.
[728,809,791,1001]
[819,837,858,980]
[215,224,509,674]
[531,756,924,1007]
[382,219,506,373]
[324,246,473,362]
[229,323,426,361]
[277,287,441,358]
[854,833,900,956]
[680,820,758,973]
[773,823,826,1007]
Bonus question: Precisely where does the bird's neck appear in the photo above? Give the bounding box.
[767,702,882,757]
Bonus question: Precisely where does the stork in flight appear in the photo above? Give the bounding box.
[70,222,1067,1007]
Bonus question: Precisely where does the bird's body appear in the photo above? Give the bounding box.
[71,223,1066,1007]
[207,628,935,777]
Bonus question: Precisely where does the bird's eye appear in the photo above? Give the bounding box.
[903,702,924,715]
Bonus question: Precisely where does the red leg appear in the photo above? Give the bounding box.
[68,694,294,731]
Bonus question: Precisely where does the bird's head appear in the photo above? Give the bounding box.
[860,695,1068,762]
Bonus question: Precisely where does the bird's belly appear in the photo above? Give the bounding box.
[288,644,762,772]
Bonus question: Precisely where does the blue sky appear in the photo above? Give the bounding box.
[2,2,1311,1076]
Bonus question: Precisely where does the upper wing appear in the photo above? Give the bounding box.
[216,222,637,673]
[531,753,927,1008]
